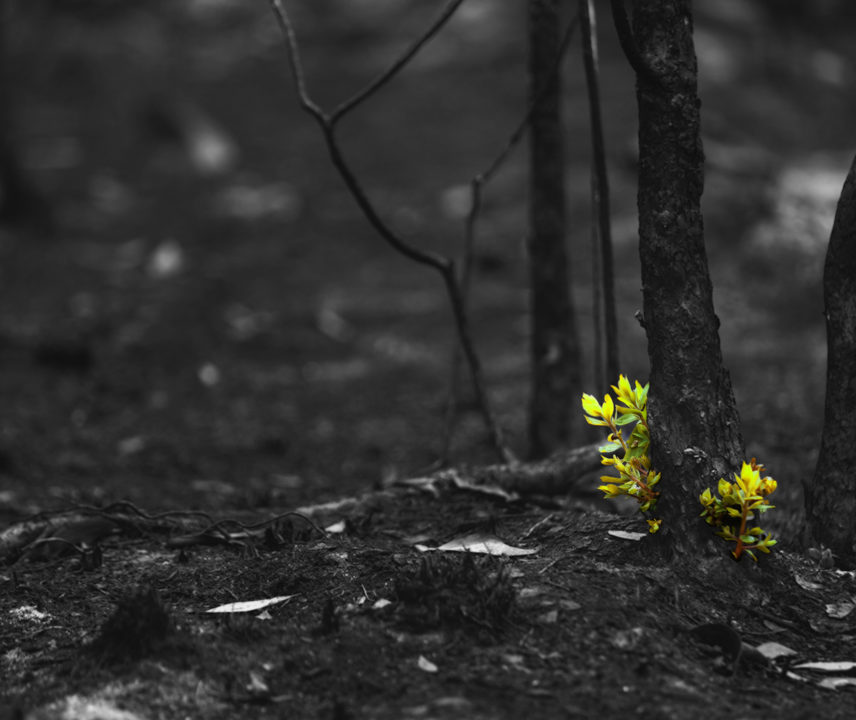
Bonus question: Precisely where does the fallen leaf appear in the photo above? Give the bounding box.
[417,655,438,673]
[756,641,797,660]
[325,520,347,534]
[246,671,269,695]
[793,661,856,673]
[607,530,646,541]
[205,595,296,614]
[818,677,856,690]
[825,600,855,619]
[416,533,538,556]
[793,574,824,591]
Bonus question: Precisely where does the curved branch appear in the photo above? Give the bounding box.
[331,0,467,124]
[321,124,450,271]
[268,0,327,121]
[267,0,513,463]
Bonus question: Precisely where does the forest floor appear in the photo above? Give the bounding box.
[2,1,856,717]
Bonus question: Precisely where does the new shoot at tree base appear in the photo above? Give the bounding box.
[583,376,778,559]
[700,459,777,561]
[582,375,661,533]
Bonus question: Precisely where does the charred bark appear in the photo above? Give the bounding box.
[805,155,856,565]
[632,0,744,555]
[527,0,581,458]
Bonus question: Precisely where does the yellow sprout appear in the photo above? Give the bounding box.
[647,518,662,533]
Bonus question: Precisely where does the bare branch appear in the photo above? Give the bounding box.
[266,0,513,463]
[267,0,326,121]
[331,0,468,123]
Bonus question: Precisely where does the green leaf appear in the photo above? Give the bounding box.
[598,441,621,453]
[614,413,638,426]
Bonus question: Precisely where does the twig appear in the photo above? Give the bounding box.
[437,176,482,464]
[580,0,618,386]
[267,0,513,463]
[330,0,468,123]
[608,0,662,87]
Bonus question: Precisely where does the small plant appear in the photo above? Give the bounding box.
[581,375,661,533]
[699,459,777,561]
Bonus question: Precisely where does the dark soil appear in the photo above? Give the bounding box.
[2,1,856,717]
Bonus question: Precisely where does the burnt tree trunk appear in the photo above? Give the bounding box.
[632,0,744,555]
[805,155,856,565]
[527,0,581,458]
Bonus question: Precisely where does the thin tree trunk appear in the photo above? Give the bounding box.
[632,0,744,554]
[527,0,581,458]
[805,155,856,566]
[580,0,619,387]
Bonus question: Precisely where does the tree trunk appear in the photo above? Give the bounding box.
[804,155,856,566]
[527,0,581,459]
[632,0,744,555]
[579,0,619,388]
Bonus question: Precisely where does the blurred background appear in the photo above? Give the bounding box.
[1,0,855,536]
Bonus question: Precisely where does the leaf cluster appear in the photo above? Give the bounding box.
[581,375,661,533]
[699,459,778,561]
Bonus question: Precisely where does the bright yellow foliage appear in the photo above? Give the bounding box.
[700,459,777,561]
